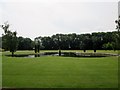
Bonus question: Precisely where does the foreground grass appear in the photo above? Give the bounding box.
[2,54,118,88]
[0,53,2,88]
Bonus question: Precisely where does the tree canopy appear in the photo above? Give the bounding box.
[1,22,18,56]
[35,31,118,51]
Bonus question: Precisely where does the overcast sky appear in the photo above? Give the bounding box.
[0,0,118,40]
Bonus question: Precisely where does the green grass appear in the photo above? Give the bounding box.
[2,50,119,55]
[2,50,118,88]
[0,52,2,88]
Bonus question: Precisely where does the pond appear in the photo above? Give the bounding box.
[5,52,118,58]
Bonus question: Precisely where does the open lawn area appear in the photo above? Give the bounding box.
[0,52,2,88]
[2,50,118,88]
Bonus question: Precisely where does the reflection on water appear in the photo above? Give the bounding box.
[35,54,40,57]
[5,52,117,58]
[25,54,40,58]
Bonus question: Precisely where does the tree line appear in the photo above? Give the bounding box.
[36,32,119,51]
[1,31,119,51]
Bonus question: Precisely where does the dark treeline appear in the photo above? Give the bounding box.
[1,31,119,51]
[17,37,34,50]
[0,36,33,50]
[37,31,119,51]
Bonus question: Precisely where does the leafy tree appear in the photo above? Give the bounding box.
[52,34,62,56]
[18,37,34,50]
[115,16,120,50]
[111,42,117,51]
[1,22,18,56]
[34,37,41,53]
[36,31,119,51]
[41,36,54,50]
[102,42,113,50]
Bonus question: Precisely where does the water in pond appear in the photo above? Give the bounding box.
[5,52,116,58]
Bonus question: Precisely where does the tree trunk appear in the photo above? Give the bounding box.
[94,49,96,52]
[35,45,37,53]
[83,50,86,52]
[59,49,61,56]
[12,52,14,57]
[38,45,40,53]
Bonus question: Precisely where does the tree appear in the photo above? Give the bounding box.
[34,37,41,53]
[52,34,62,56]
[58,34,62,56]
[111,42,117,51]
[17,37,34,50]
[102,42,113,50]
[36,31,119,51]
[1,22,18,56]
[115,16,120,50]
[80,34,91,52]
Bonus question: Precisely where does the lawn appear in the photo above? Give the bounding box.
[0,52,2,88]
[2,50,118,88]
[2,50,119,55]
